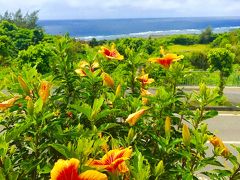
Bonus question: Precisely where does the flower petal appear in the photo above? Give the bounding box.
[99,46,123,60]
[88,147,132,174]
[79,170,108,180]
[102,72,114,89]
[50,158,80,180]
[0,96,19,111]
[38,80,51,104]
[125,109,146,126]
[117,161,129,173]
[75,69,87,77]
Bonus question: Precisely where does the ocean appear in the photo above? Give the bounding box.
[38,17,240,40]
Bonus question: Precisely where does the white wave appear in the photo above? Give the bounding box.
[77,26,240,41]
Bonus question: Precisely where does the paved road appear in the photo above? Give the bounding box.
[181,86,240,106]
[207,113,240,142]
[206,113,240,157]
[197,113,240,179]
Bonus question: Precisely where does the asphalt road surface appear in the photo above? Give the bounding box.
[197,113,240,179]
[181,86,240,106]
[207,113,240,142]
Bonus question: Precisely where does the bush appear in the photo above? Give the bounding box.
[17,42,56,73]
[190,51,209,70]
[171,34,199,45]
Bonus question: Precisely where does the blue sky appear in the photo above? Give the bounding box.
[0,0,240,19]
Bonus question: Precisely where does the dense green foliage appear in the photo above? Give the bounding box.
[0,21,44,65]
[208,48,235,96]
[0,20,240,179]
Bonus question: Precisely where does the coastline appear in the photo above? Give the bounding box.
[75,26,240,41]
[38,17,240,41]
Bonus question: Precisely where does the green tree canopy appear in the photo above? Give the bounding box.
[0,9,39,29]
[208,48,235,96]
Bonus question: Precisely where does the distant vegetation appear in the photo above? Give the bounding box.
[0,9,39,29]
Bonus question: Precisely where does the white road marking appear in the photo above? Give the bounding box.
[218,114,240,116]
[222,141,240,144]
[207,141,240,144]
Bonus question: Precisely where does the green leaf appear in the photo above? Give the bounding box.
[200,157,224,167]
[98,123,120,132]
[95,109,119,121]
[213,169,232,177]
[38,164,51,174]
[9,173,18,180]
[0,168,6,180]
[202,110,218,120]
[49,144,72,158]
[228,155,238,168]
[71,103,92,120]
[34,98,43,114]
[202,171,218,180]
[91,97,104,120]
[231,172,240,180]
[6,120,32,142]
[131,149,151,180]
[232,145,240,154]
[3,157,11,173]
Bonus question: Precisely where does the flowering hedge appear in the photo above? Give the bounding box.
[0,37,240,180]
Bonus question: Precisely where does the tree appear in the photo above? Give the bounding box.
[199,27,216,44]
[0,9,39,29]
[208,48,235,96]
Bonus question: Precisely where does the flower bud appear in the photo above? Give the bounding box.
[115,84,121,97]
[165,116,171,138]
[102,72,114,89]
[25,96,34,116]
[182,124,191,146]
[38,81,51,104]
[18,76,30,95]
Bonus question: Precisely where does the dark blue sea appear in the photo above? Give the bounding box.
[38,17,240,40]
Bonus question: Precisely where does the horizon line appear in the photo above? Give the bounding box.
[38,15,240,21]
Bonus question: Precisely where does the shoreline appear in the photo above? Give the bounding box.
[74,26,240,41]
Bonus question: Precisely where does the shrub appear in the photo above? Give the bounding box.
[190,51,209,70]
[172,34,199,45]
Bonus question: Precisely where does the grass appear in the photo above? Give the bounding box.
[181,65,240,86]
[168,44,210,53]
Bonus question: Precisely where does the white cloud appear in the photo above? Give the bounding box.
[0,0,239,19]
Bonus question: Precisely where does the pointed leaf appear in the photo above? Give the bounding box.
[71,103,92,120]
[91,97,104,119]
[49,144,72,158]
[98,123,120,132]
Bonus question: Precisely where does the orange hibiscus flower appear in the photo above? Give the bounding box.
[50,158,107,180]
[88,147,132,174]
[99,44,124,60]
[0,96,19,111]
[138,73,154,87]
[149,47,184,68]
[75,61,99,77]
[125,109,146,126]
[209,136,230,158]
